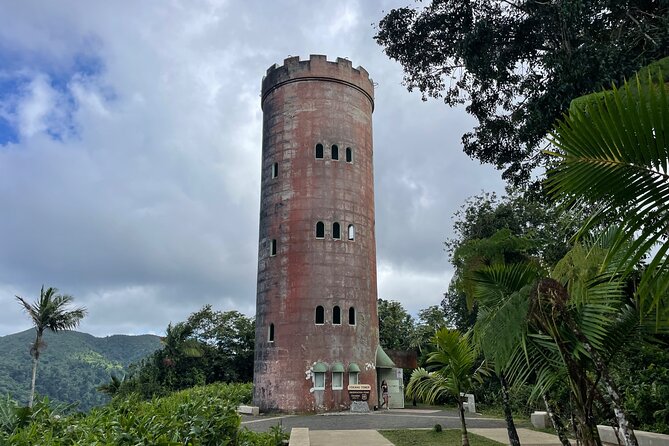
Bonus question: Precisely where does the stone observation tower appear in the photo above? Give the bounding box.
[254,55,381,412]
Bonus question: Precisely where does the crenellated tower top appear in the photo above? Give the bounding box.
[261,54,374,111]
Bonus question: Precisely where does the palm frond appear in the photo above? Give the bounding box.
[545,65,669,326]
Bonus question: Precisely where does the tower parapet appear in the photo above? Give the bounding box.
[261,54,374,111]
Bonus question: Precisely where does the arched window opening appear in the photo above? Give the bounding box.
[331,145,339,160]
[349,372,359,385]
[271,162,278,178]
[348,307,356,325]
[314,372,325,390]
[316,221,325,239]
[332,372,343,389]
[346,147,353,163]
[268,323,275,342]
[315,306,325,324]
[332,222,341,240]
[333,306,341,325]
[348,224,355,241]
[315,143,324,159]
[270,239,277,256]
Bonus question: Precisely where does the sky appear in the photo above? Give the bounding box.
[0,0,504,337]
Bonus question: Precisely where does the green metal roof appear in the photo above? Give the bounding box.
[312,362,327,373]
[348,363,361,372]
[331,362,345,373]
[376,346,396,369]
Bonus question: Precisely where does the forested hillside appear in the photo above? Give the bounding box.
[0,330,161,411]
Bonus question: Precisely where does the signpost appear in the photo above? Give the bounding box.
[348,384,371,401]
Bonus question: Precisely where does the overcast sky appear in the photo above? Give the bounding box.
[0,0,504,337]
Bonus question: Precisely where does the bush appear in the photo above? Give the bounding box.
[3,382,274,445]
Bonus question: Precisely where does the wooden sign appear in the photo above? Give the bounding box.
[348,384,371,401]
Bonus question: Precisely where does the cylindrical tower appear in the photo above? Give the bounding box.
[254,55,379,412]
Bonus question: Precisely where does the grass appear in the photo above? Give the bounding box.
[380,429,504,446]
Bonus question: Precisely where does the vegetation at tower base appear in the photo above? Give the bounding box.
[114,305,255,399]
[375,0,669,185]
[0,382,287,445]
[0,329,161,412]
[15,286,86,408]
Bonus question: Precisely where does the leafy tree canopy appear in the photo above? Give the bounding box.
[375,0,669,184]
[378,299,415,350]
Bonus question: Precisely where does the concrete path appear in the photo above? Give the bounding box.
[289,427,569,446]
[309,429,394,446]
[242,408,570,445]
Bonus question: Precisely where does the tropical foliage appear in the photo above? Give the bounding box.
[15,286,86,408]
[115,305,255,399]
[406,328,488,446]
[0,382,287,445]
[546,57,669,325]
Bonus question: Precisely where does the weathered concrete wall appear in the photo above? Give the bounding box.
[253,55,379,412]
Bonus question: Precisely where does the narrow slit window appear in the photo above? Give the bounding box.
[348,307,356,325]
[270,239,277,256]
[268,323,274,342]
[346,147,352,163]
[333,306,341,325]
[331,145,339,160]
[316,221,325,239]
[332,222,341,240]
[348,224,355,241]
[271,162,278,178]
[315,143,324,159]
[315,306,325,324]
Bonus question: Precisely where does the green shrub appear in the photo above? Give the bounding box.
[4,382,273,445]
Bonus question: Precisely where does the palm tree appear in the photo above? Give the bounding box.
[97,372,125,396]
[545,56,669,326]
[472,262,543,446]
[473,240,642,446]
[15,286,86,407]
[405,328,488,446]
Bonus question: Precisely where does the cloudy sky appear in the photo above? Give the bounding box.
[0,0,504,337]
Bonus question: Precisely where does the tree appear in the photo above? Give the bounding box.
[545,57,669,325]
[472,239,644,446]
[406,328,488,446]
[375,0,669,185]
[443,191,582,330]
[116,306,256,398]
[15,286,86,407]
[186,306,255,383]
[378,299,415,350]
[410,305,448,354]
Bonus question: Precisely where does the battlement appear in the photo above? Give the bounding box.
[261,54,374,110]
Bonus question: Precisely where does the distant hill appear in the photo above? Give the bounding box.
[0,329,161,411]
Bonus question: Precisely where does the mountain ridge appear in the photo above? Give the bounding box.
[0,329,161,411]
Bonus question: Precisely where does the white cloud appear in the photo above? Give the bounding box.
[0,0,504,337]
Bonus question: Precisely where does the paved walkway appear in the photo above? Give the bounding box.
[309,429,394,446]
[240,408,569,445]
